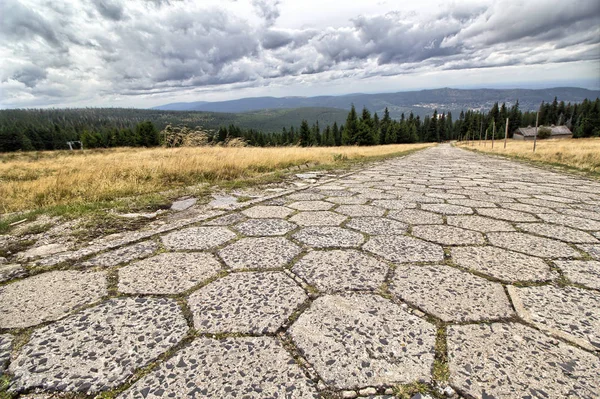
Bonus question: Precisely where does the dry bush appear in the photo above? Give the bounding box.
[0,143,433,213]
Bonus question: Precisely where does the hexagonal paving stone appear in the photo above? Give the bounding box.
[325,196,368,204]
[292,250,388,292]
[420,204,473,215]
[371,200,416,210]
[578,244,600,260]
[387,209,443,225]
[10,297,188,394]
[289,211,347,226]
[293,226,365,248]
[446,215,515,232]
[477,208,538,222]
[189,271,306,334]
[554,260,600,289]
[0,271,106,329]
[448,323,600,399]
[516,223,599,244]
[234,218,296,236]
[203,212,246,226]
[508,285,600,351]
[219,237,301,269]
[346,217,408,235]
[286,192,325,201]
[537,213,600,231]
[335,205,386,217]
[390,265,514,322]
[119,337,318,399]
[161,227,236,250]
[80,240,158,268]
[487,232,582,259]
[289,294,436,389]
[287,200,334,211]
[241,205,294,219]
[364,235,444,263]
[452,246,555,282]
[412,225,485,246]
[118,252,222,294]
[0,334,13,371]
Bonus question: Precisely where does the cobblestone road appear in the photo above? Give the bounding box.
[1,144,599,398]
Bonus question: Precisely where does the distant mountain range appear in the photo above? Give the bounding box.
[154,87,600,118]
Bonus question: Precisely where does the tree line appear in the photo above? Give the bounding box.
[0,97,598,152]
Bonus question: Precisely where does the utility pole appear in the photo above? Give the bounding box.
[533,111,539,153]
[492,121,495,149]
[484,128,488,146]
[504,117,509,149]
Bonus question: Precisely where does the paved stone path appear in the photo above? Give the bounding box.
[1,144,600,398]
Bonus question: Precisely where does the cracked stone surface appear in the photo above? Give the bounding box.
[189,271,306,333]
[452,246,555,282]
[554,260,600,289]
[293,226,365,248]
[289,211,348,226]
[0,263,26,282]
[364,235,444,263]
[10,297,188,393]
[487,232,582,258]
[346,217,408,235]
[7,144,600,398]
[118,252,222,294]
[448,322,600,399]
[119,337,318,399]
[411,225,485,245]
[292,250,388,292]
[161,226,236,250]
[508,285,600,351]
[0,271,106,329]
[289,294,436,389]
[219,237,301,269]
[241,205,294,218]
[80,240,158,268]
[0,334,13,371]
[390,265,514,322]
[234,218,296,236]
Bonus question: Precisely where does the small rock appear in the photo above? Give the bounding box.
[342,391,357,398]
[171,198,197,211]
[317,381,327,390]
[413,309,426,318]
[0,257,6,264]
[411,393,433,399]
[441,385,455,397]
[359,387,377,396]
[384,388,394,395]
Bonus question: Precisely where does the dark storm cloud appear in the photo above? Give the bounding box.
[1,0,599,107]
[90,0,125,21]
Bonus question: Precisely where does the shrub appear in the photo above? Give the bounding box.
[537,127,552,139]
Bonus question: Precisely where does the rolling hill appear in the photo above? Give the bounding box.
[154,87,600,118]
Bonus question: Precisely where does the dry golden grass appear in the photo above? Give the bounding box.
[0,143,433,213]
[456,138,600,176]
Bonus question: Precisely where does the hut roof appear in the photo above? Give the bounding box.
[515,125,572,137]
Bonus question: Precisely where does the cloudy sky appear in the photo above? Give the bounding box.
[1,0,599,108]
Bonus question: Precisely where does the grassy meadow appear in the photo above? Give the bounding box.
[0,143,433,214]
[456,138,600,176]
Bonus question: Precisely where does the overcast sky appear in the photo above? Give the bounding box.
[1,0,599,108]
